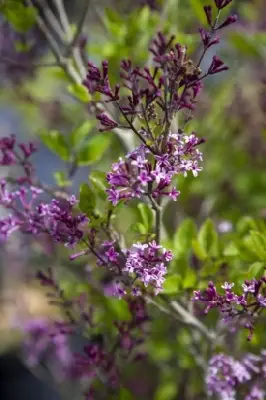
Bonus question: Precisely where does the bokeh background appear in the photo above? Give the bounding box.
[0,0,265,399]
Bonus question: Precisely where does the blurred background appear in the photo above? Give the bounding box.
[0,0,265,399]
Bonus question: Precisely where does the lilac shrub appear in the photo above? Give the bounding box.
[0,0,254,398]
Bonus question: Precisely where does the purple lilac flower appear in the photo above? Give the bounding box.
[206,354,251,400]
[124,240,173,294]
[0,182,88,247]
[103,280,127,299]
[192,278,266,338]
[207,352,266,400]
[245,386,265,400]
[0,135,37,181]
[84,18,235,121]
[23,318,73,381]
[73,342,119,389]
[106,132,203,205]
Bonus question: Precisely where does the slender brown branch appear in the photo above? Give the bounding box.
[116,102,155,153]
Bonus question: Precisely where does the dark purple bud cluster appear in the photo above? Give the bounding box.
[0,134,37,181]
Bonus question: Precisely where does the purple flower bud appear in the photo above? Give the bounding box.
[214,0,233,9]
[204,5,213,26]
[208,56,229,75]
[96,113,118,131]
[217,15,238,29]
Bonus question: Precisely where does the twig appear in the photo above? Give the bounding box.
[66,0,91,56]
[116,101,155,153]
[53,0,87,78]
[196,9,221,68]
[169,300,216,342]
[0,56,59,69]
[36,0,65,40]
[53,0,71,38]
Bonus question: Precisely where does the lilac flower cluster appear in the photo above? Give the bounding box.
[192,278,266,339]
[0,134,37,181]
[124,241,173,294]
[23,318,74,381]
[106,132,204,205]
[83,2,236,209]
[206,352,266,400]
[83,2,236,125]
[0,180,87,245]
[96,240,172,296]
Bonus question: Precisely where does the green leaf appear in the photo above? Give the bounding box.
[163,275,181,294]
[155,382,177,400]
[105,297,131,321]
[234,238,258,262]
[53,171,71,187]
[3,3,37,33]
[198,219,219,257]
[79,183,96,217]
[77,134,111,166]
[136,203,154,233]
[247,262,265,280]
[173,218,197,258]
[223,242,239,257]
[130,222,147,235]
[118,388,134,400]
[192,239,207,261]
[39,130,70,161]
[89,171,108,200]
[189,0,207,24]
[138,5,150,27]
[67,83,91,103]
[230,32,262,58]
[182,268,197,289]
[236,216,257,236]
[70,121,94,147]
[246,231,266,261]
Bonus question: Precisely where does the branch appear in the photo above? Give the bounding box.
[36,0,65,40]
[65,0,91,56]
[52,0,71,38]
[169,300,217,342]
